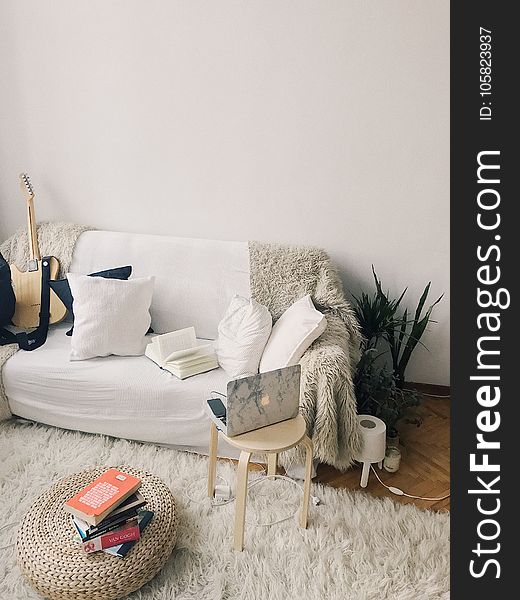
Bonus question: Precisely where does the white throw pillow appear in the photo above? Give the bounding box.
[259,294,327,373]
[68,273,154,361]
[216,295,272,378]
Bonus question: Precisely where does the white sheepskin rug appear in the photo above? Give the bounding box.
[0,420,449,599]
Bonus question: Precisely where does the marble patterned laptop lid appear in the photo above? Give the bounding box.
[225,365,301,436]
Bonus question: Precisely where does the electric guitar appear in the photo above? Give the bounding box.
[10,173,67,328]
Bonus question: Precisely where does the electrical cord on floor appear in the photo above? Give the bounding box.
[370,465,450,502]
[184,471,321,528]
[185,473,238,507]
[245,474,320,527]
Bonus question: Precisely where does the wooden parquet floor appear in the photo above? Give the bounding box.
[314,396,450,512]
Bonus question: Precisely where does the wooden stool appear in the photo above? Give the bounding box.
[207,414,313,551]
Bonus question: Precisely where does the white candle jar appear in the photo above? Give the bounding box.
[384,446,402,473]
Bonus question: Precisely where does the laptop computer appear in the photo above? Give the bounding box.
[206,365,301,437]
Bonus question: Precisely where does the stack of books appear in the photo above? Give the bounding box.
[145,326,218,379]
[64,468,154,558]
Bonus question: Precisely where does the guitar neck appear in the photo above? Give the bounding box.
[26,196,40,261]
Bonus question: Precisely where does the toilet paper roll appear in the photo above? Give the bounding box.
[354,414,386,463]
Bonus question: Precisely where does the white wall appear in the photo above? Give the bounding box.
[0,1,449,384]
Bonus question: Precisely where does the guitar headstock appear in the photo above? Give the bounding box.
[19,173,35,200]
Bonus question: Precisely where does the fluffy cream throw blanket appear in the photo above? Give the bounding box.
[1,225,361,470]
[249,242,361,470]
[0,222,90,420]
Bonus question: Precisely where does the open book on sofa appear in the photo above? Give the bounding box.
[145,327,218,379]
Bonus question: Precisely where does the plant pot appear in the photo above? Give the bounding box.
[386,428,399,448]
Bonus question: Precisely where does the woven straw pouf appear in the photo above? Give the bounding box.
[16,466,178,600]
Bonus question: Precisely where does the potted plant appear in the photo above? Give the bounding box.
[352,267,442,444]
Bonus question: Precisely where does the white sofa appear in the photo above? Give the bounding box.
[4,231,252,458]
[2,228,361,468]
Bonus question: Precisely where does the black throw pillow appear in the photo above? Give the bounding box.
[50,266,132,336]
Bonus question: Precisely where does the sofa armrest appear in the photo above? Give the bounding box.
[0,343,18,421]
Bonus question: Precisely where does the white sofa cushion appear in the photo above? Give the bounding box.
[216,296,272,378]
[259,294,327,372]
[68,273,154,360]
[69,231,250,340]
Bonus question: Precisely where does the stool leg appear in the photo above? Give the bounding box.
[360,461,370,488]
[267,453,278,478]
[299,435,313,528]
[234,450,252,551]
[378,460,383,470]
[207,423,218,498]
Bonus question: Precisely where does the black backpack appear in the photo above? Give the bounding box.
[0,252,17,344]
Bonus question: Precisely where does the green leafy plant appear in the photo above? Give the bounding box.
[352,267,442,434]
[352,266,405,349]
[354,267,443,386]
[354,356,422,436]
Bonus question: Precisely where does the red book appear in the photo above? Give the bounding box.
[82,519,140,553]
[64,468,141,525]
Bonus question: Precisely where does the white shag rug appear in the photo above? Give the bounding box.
[0,420,449,600]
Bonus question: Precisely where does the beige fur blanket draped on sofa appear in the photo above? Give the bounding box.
[249,241,361,470]
[1,224,361,470]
